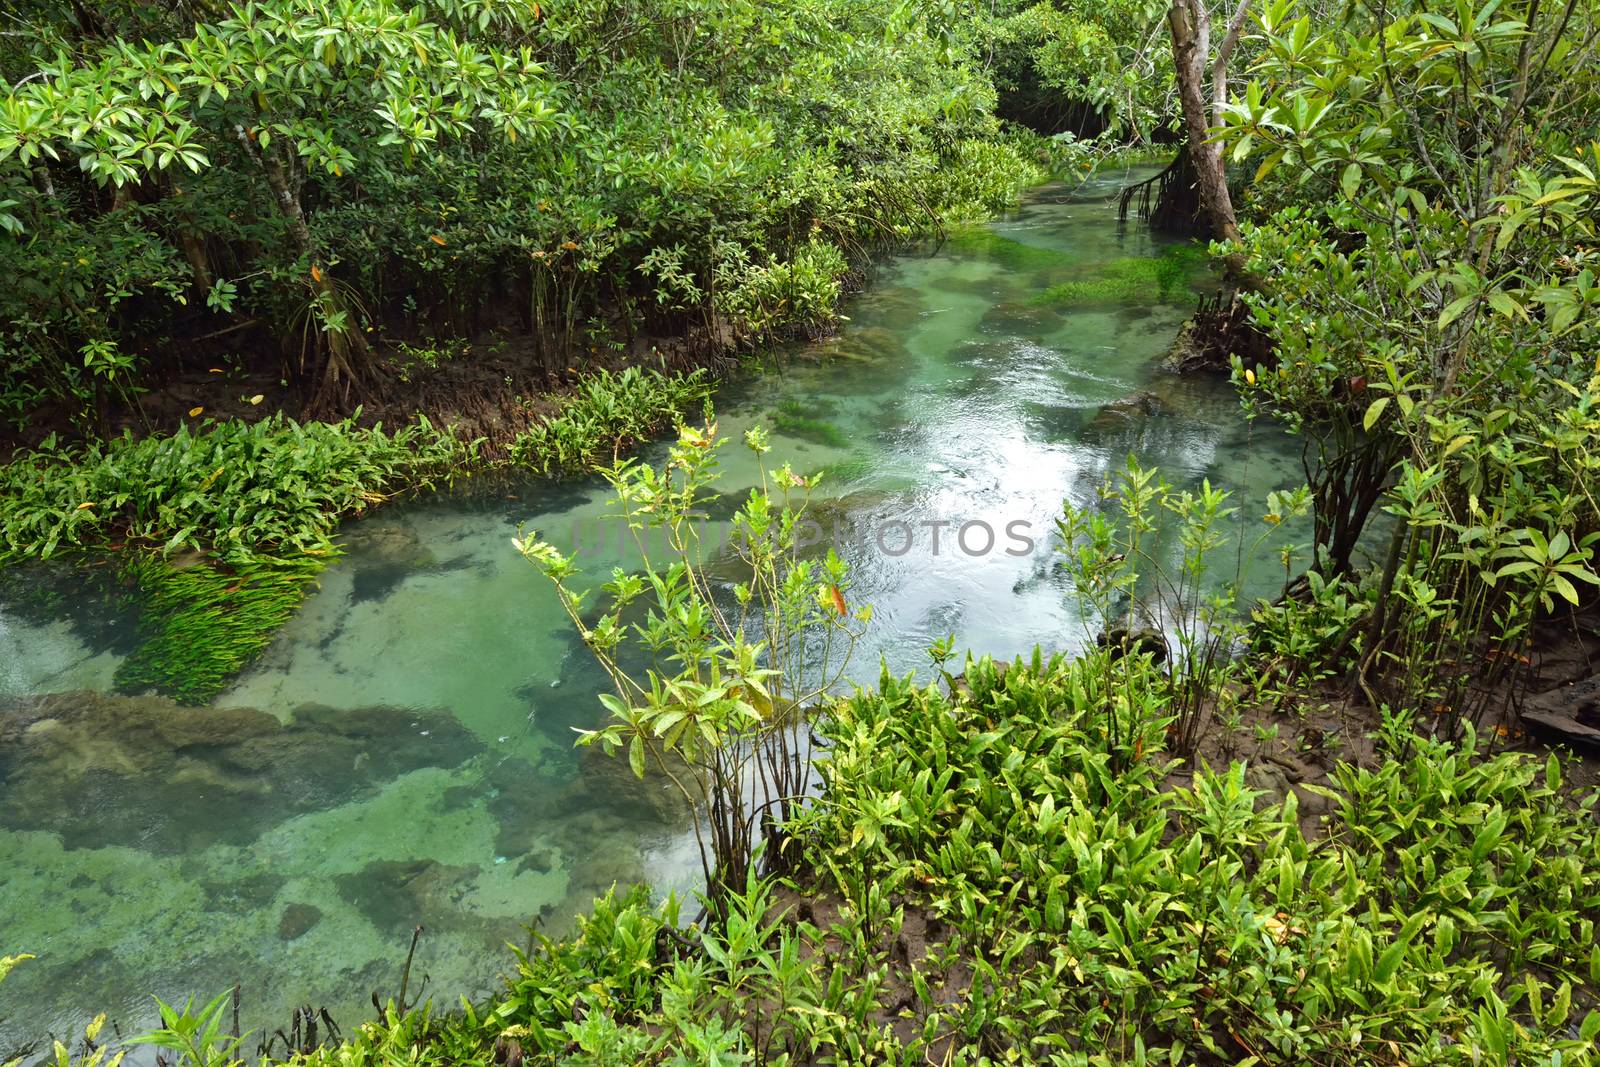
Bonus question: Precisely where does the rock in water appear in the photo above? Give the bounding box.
[1085,391,1163,433]
[278,902,323,941]
[1096,626,1169,665]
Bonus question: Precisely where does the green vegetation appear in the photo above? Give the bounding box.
[1036,244,1208,306]
[0,0,1045,430]
[0,415,466,565]
[0,414,468,701]
[769,400,852,449]
[113,552,328,705]
[5,0,1600,1063]
[70,651,1600,1065]
[518,420,868,899]
[507,368,712,476]
[1221,0,1600,731]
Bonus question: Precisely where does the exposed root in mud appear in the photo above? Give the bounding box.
[1164,289,1274,374]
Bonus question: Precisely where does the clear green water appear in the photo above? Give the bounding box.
[0,171,1303,1047]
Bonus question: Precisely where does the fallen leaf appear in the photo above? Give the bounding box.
[249,394,264,405]
[188,406,204,417]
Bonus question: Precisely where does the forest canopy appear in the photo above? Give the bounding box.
[0,0,1044,432]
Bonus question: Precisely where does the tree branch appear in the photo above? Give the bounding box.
[1211,0,1255,128]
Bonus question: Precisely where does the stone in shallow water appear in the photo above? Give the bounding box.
[335,858,476,938]
[0,689,481,852]
[277,902,323,941]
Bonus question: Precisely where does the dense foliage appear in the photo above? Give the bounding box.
[52,654,1598,1066]
[0,0,1042,429]
[1220,0,1600,732]
[0,414,466,564]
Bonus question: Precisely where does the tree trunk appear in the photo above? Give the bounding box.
[1167,0,1240,246]
[233,123,379,417]
[164,179,215,301]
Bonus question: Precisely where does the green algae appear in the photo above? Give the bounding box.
[1034,244,1208,307]
[941,227,1074,272]
[771,400,851,448]
[114,551,329,705]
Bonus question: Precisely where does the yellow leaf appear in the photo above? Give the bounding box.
[75,501,95,510]
[188,406,204,417]
[249,394,264,405]
[430,234,447,246]
[310,264,323,283]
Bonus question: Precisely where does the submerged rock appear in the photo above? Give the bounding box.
[0,689,480,852]
[1086,391,1163,430]
[277,902,323,940]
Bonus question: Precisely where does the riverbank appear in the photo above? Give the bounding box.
[1,167,1238,1045]
[12,646,1598,1066]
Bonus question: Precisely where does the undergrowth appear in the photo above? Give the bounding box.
[52,652,1598,1066]
[507,367,712,476]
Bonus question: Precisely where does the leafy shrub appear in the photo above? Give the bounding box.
[0,414,467,565]
[713,239,850,335]
[518,417,868,899]
[506,367,712,476]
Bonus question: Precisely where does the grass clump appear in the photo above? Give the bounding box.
[0,413,469,565]
[507,367,711,476]
[114,552,329,703]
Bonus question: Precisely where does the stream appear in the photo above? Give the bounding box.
[0,169,1304,1048]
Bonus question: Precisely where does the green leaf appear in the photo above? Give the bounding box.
[1373,911,1427,984]
[1340,162,1361,199]
[1363,397,1390,431]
